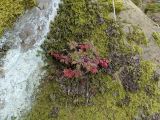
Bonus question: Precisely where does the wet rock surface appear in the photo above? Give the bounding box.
[38,0,51,10]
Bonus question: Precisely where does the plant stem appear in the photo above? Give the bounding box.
[112,0,117,21]
[85,78,89,105]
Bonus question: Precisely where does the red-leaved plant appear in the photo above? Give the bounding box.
[49,41,109,105]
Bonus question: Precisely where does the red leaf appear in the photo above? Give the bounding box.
[74,70,82,78]
[60,55,71,64]
[90,66,98,74]
[99,59,109,69]
[63,69,75,79]
[50,52,71,64]
[50,52,61,60]
[78,44,90,51]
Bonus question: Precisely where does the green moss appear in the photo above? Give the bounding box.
[108,0,124,13]
[127,26,148,45]
[131,0,142,6]
[23,0,37,9]
[42,0,124,57]
[0,0,36,36]
[120,25,148,55]
[43,0,101,53]
[139,61,155,85]
[23,76,125,120]
[43,0,138,57]
[144,3,160,13]
[131,43,143,54]
[24,61,160,120]
[153,32,160,47]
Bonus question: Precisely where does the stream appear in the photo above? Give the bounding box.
[0,0,60,119]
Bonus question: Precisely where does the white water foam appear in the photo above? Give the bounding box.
[0,0,60,119]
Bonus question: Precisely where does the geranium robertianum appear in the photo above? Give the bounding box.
[49,41,110,104]
[49,41,109,79]
[63,69,75,79]
[63,69,82,79]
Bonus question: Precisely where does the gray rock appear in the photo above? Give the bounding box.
[0,99,5,110]
[19,23,34,41]
[37,0,52,10]
[0,67,4,78]
[19,23,36,51]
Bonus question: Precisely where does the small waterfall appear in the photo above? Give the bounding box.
[0,0,60,119]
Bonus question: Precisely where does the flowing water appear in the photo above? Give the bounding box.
[0,0,60,119]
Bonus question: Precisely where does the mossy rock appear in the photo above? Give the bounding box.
[24,0,160,119]
[23,61,160,120]
[42,0,124,56]
[127,26,148,45]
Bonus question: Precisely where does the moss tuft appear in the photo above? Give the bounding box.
[153,32,160,47]
[108,0,124,13]
[127,26,148,45]
[0,0,36,36]
[144,3,160,13]
[131,0,142,6]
